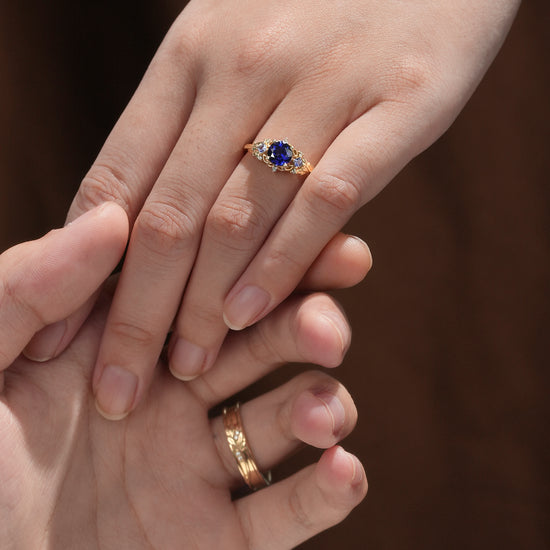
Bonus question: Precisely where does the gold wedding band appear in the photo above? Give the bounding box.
[223,403,271,491]
[244,139,313,175]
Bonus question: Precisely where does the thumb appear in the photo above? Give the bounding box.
[0,202,128,371]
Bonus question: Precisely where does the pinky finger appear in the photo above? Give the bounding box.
[235,446,367,550]
[298,233,372,291]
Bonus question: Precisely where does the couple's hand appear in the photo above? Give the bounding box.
[31,0,520,418]
[1,204,367,549]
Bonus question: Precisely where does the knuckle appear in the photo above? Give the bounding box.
[264,245,302,274]
[234,502,255,549]
[306,172,362,220]
[206,198,266,250]
[181,300,221,329]
[232,41,270,79]
[108,319,157,349]
[2,276,47,328]
[76,164,132,216]
[162,9,202,65]
[218,19,295,83]
[384,54,437,98]
[288,487,314,530]
[246,321,285,366]
[230,28,284,78]
[172,25,199,62]
[187,375,219,408]
[135,202,200,259]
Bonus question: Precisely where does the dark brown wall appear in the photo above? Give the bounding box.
[1,2,548,548]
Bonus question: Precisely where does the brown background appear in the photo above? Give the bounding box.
[0,1,548,548]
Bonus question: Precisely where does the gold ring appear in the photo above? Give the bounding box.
[244,139,314,175]
[223,403,271,491]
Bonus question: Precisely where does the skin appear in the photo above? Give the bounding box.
[29,0,520,419]
[1,204,368,549]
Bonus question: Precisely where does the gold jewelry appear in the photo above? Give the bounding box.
[244,139,313,175]
[223,403,271,491]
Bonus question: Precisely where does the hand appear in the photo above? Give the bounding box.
[0,202,128,388]
[41,0,519,419]
[1,209,367,549]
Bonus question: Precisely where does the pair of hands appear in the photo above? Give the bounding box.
[1,0,522,546]
[1,204,368,549]
[23,0,520,420]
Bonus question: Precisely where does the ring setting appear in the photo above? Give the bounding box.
[223,403,271,491]
[245,139,313,175]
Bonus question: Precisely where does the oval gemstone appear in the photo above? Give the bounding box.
[267,141,293,166]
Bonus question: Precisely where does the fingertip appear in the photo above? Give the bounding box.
[93,364,138,421]
[290,372,357,449]
[69,200,125,227]
[346,450,367,490]
[94,398,130,422]
[317,446,368,496]
[93,202,130,256]
[295,295,351,368]
[346,235,373,277]
[23,292,100,363]
[222,312,242,331]
[69,201,129,253]
[22,320,68,362]
[330,234,372,288]
[101,200,130,230]
[318,311,351,364]
[291,391,343,448]
[299,233,373,291]
[168,365,199,382]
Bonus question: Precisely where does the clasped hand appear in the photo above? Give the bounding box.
[0,204,367,549]
[23,0,520,419]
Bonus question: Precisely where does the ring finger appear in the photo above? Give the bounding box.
[210,370,357,489]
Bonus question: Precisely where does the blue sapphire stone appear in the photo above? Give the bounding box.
[267,141,293,167]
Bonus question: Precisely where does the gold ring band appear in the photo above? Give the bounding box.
[223,403,271,491]
[244,139,314,175]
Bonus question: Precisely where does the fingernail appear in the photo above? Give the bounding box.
[350,235,373,270]
[349,235,368,246]
[321,311,351,356]
[23,320,67,362]
[315,391,346,436]
[94,365,138,421]
[223,285,271,330]
[169,338,207,381]
[348,453,364,486]
[67,202,109,227]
